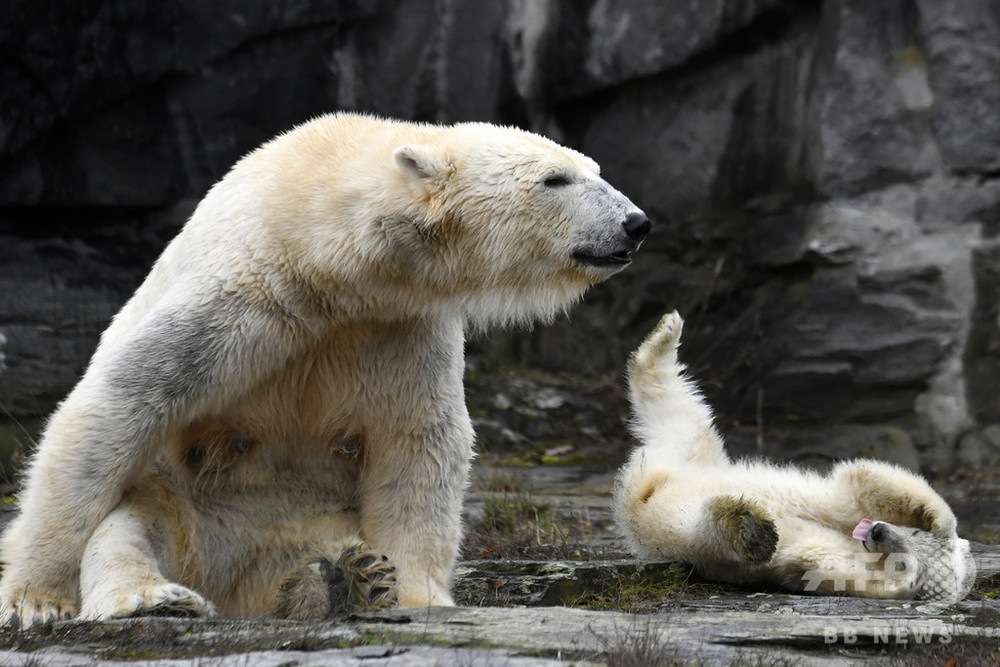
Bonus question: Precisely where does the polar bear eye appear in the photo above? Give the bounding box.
[543,174,572,188]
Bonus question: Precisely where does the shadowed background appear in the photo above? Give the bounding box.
[1,0,998,478]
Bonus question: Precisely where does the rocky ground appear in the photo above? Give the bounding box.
[0,460,997,666]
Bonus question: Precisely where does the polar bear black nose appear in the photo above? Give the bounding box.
[870,522,885,540]
[623,211,650,240]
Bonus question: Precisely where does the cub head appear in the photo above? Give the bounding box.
[390,122,648,325]
[853,519,975,602]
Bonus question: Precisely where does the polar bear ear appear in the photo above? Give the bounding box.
[393,145,446,181]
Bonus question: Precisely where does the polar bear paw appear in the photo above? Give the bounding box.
[0,585,77,628]
[273,546,398,619]
[332,545,399,613]
[629,310,683,379]
[835,461,958,539]
[81,583,216,621]
[709,495,779,564]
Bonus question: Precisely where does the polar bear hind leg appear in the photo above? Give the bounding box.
[617,311,771,565]
[708,495,779,564]
[626,311,727,467]
[271,544,398,620]
[617,464,778,566]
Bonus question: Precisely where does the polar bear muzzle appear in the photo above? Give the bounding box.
[571,210,650,269]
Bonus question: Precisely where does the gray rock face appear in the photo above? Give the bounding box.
[1,0,998,472]
[917,0,1000,174]
[809,1,941,197]
[967,240,1000,424]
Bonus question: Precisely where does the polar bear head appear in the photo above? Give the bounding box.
[854,519,976,602]
[389,122,648,325]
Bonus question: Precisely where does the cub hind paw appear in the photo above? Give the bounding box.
[709,495,779,564]
[629,311,684,377]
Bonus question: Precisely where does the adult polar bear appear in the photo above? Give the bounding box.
[0,113,648,626]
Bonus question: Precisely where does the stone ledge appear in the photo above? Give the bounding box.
[0,552,997,665]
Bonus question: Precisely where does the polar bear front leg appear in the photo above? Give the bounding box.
[80,502,215,620]
[359,409,472,608]
[0,394,126,626]
[352,317,473,608]
[830,460,958,538]
[0,295,298,628]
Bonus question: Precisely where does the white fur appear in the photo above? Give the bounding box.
[615,311,970,600]
[0,113,645,626]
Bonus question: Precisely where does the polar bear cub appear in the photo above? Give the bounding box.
[614,312,974,601]
[0,113,648,627]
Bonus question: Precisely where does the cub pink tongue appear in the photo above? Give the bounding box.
[852,518,873,541]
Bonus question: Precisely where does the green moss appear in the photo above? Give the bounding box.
[972,572,1000,601]
[474,471,523,493]
[481,494,557,538]
[539,452,602,466]
[567,564,729,613]
[500,451,544,467]
[461,491,600,560]
[502,449,604,467]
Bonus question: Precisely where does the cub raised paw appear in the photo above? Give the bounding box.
[80,582,215,621]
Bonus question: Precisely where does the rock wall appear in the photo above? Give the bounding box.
[1,0,998,472]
